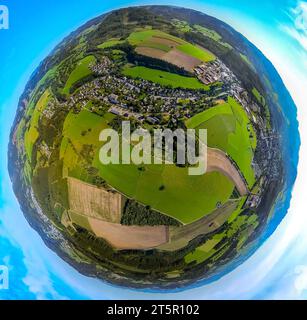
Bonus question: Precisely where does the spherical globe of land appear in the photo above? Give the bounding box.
[9,6,297,288]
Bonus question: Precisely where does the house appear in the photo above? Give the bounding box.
[146,116,160,125]
[109,94,119,104]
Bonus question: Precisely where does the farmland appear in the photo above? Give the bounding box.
[24,89,51,162]
[176,43,214,62]
[186,97,257,188]
[61,109,235,224]
[122,66,208,90]
[126,29,215,71]
[127,29,215,62]
[67,177,123,223]
[93,155,234,225]
[62,55,96,95]
[60,109,115,182]
[98,38,125,49]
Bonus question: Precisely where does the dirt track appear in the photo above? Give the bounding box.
[207,148,248,196]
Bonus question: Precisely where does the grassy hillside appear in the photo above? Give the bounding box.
[186,97,257,187]
[123,66,208,90]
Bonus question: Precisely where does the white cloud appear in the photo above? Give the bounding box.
[293,1,307,30]
[294,265,307,295]
[282,1,307,51]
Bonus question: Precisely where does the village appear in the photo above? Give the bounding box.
[39,50,279,216]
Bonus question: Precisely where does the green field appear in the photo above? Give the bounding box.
[93,157,234,224]
[62,55,96,95]
[123,66,209,90]
[177,43,215,62]
[69,211,92,231]
[24,89,51,161]
[186,97,257,188]
[98,38,125,49]
[60,109,115,181]
[128,29,185,46]
[185,234,224,263]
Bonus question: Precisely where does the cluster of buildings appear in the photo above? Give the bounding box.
[66,61,221,126]
[194,60,221,85]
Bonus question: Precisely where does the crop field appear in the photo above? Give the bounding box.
[176,43,215,62]
[123,66,208,90]
[67,177,123,223]
[126,29,215,71]
[87,218,169,249]
[60,109,115,181]
[186,97,257,188]
[137,41,171,52]
[62,55,96,95]
[69,210,92,231]
[68,209,169,250]
[135,47,166,60]
[162,49,202,72]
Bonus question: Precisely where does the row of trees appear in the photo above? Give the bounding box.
[121,199,182,227]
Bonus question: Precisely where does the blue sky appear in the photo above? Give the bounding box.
[1,0,307,299]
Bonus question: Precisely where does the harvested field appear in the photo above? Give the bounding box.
[88,217,169,249]
[135,47,201,72]
[207,148,248,196]
[67,177,123,223]
[151,36,179,47]
[163,49,201,72]
[135,47,165,59]
[69,200,239,251]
